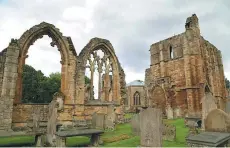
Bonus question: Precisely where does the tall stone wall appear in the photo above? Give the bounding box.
[0,40,20,130]
[145,14,226,118]
[0,49,7,95]
[200,38,227,110]
[0,24,126,131]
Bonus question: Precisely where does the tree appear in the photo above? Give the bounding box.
[225,77,230,89]
[85,76,90,84]
[22,65,47,103]
[22,64,91,103]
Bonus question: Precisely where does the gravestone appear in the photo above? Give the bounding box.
[131,114,140,136]
[201,91,217,130]
[140,107,163,147]
[205,109,230,132]
[105,105,116,130]
[162,124,176,141]
[32,106,40,132]
[92,113,105,129]
[107,105,116,122]
[46,92,64,146]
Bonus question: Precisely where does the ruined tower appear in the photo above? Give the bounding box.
[145,14,227,119]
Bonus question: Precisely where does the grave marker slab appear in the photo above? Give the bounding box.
[140,108,163,147]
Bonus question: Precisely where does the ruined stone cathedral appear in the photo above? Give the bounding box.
[145,14,227,119]
[0,13,227,132]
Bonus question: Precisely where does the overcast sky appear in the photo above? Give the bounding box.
[0,0,230,84]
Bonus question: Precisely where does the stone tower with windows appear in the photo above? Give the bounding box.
[145,14,227,119]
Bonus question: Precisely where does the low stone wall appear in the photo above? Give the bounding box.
[12,104,49,123]
[83,106,108,120]
[12,104,49,131]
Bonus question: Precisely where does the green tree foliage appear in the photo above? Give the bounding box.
[22,64,90,103]
[85,76,90,84]
[225,77,230,89]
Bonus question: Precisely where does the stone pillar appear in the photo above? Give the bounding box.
[97,60,103,101]
[61,64,67,103]
[0,40,20,131]
[104,73,110,101]
[112,72,118,101]
[90,70,94,100]
[183,35,195,116]
[159,43,166,77]
[0,50,7,96]
[76,64,85,105]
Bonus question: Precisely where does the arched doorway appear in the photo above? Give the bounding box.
[150,86,166,115]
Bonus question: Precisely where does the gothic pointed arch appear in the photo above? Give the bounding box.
[133,91,141,106]
[9,22,77,104]
[149,85,166,114]
[77,37,126,104]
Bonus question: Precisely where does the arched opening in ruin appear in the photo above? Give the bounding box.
[151,86,166,115]
[84,49,113,101]
[169,45,174,59]
[21,35,61,103]
[133,91,141,106]
[14,22,76,104]
[79,38,123,104]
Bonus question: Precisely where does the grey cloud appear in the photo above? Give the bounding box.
[86,0,230,78]
[1,0,230,80]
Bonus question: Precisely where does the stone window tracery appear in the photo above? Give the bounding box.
[85,49,113,101]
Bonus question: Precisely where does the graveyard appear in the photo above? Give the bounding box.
[0,2,230,147]
[0,117,188,147]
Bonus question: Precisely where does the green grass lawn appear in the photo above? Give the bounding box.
[0,136,34,147]
[0,118,189,147]
[124,113,135,119]
[102,118,189,147]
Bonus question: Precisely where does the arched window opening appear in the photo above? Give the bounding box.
[85,49,113,101]
[134,91,141,106]
[22,35,61,103]
[170,45,174,59]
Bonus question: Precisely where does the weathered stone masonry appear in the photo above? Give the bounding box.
[0,22,127,131]
[145,14,227,119]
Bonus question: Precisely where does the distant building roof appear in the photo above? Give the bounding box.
[126,80,144,86]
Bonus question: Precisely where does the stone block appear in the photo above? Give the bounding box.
[140,108,163,147]
[92,113,105,129]
[205,109,230,132]
[131,114,140,136]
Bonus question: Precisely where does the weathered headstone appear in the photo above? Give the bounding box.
[107,105,116,122]
[32,106,40,132]
[166,107,173,119]
[162,124,176,141]
[205,109,230,132]
[131,114,140,136]
[92,113,105,129]
[46,92,64,146]
[140,107,163,147]
[201,91,217,129]
[105,105,116,130]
